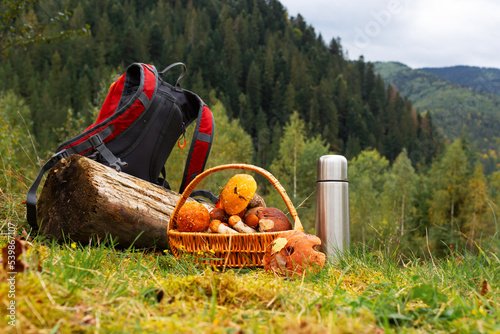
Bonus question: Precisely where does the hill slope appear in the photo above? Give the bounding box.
[420,65,500,97]
[374,62,500,154]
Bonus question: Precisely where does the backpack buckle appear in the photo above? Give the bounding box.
[89,134,104,149]
[50,149,70,164]
[89,134,128,172]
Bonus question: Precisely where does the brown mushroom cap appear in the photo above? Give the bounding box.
[257,208,292,232]
[209,219,222,232]
[244,214,259,229]
[210,207,228,223]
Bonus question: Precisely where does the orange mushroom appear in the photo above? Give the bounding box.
[177,201,210,232]
[219,174,257,215]
[262,230,326,276]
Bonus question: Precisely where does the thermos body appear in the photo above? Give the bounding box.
[315,155,350,256]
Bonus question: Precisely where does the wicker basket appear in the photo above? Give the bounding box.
[167,164,304,268]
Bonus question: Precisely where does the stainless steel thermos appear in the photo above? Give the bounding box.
[315,155,350,256]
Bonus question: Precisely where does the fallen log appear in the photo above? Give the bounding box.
[37,155,212,249]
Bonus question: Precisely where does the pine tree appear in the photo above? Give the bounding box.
[246,60,261,115]
[262,40,275,112]
[221,17,242,84]
[255,108,270,167]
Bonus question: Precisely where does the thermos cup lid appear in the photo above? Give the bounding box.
[317,155,348,181]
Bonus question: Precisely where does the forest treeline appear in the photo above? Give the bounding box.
[1,0,498,256]
[0,0,439,163]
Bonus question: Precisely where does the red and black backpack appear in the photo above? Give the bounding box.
[26,62,215,229]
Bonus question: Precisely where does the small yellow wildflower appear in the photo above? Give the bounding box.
[163,249,168,254]
[71,243,77,249]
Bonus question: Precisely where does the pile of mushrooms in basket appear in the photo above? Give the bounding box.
[176,173,326,276]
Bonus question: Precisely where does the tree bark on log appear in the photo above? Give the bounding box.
[38,155,210,249]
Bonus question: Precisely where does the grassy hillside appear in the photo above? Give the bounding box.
[374,62,500,161]
[420,65,500,97]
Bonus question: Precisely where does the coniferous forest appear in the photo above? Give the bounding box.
[1,0,499,257]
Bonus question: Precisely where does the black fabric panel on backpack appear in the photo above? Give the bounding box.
[117,65,142,111]
[105,97,172,181]
[160,82,199,126]
[148,99,184,184]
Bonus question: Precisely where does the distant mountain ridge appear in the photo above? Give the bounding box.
[374,62,500,167]
[419,65,500,97]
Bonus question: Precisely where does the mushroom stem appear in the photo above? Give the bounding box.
[210,219,239,234]
[228,215,256,233]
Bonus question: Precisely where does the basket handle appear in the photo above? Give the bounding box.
[168,164,304,233]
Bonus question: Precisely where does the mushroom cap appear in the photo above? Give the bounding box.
[177,201,210,232]
[219,174,257,215]
[210,207,228,223]
[263,230,326,276]
[257,208,292,232]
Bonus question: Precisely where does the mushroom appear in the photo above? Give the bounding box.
[209,219,239,234]
[219,174,257,215]
[262,230,326,276]
[259,208,292,232]
[243,207,292,232]
[243,210,260,229]
[228,215,256,233]
[210,207,228,223]
[248,193,266,208]
[177,201,210,232]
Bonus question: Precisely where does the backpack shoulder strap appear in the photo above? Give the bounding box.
[25,126,125,229]
[179,102,215,193]
[25,150,71,229]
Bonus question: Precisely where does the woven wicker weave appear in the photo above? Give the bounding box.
[167,164,304,268]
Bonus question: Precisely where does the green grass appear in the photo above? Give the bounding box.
[0,169,499,333]
[1,224,499,333]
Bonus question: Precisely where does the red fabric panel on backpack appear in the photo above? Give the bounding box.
[184,140,210,186]
[182,105,214,189]
[104,65,156,140]
[85,74,125,132]
[198,105,214,136]
[142,64,156,100]
[83,64,155,135]
[61,64,157,152]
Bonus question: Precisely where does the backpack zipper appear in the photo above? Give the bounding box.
[178,122,187,148]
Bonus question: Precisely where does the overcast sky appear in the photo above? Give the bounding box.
[279,0,500,69]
